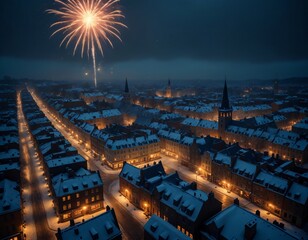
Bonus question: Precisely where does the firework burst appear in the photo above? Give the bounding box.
[47,0,127,87]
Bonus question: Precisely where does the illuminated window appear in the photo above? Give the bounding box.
[68,203,71,209]
[76,193,80,198]
[67,195,71,200]
[62,196,66,201]
[63,205,67,210]
[85,199,89,204]
[77,201,80,207]
[91,196,95,202]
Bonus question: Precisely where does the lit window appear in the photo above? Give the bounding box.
[91,196,95,202]
[77,201,80,207]
[68,203,71,209]
[85,199,89,204]
[63,205,67,210]
[62,196,66,201]
[76,193,80,198]
[67,195,71,200]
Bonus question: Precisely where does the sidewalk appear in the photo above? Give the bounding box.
[160,154,308,240]
[109,179,149,226]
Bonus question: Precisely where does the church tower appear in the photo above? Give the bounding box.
[218,79,232,137]
[123,78,130,102]
[165,79,172,98]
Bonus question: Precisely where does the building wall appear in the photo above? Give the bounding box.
[104,142,161,169]
[53,186,104,222]
[0,210,23,240]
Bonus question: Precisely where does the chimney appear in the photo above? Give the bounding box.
[255,210,260,217]
[70,219,75,226]
[244,220,257,240]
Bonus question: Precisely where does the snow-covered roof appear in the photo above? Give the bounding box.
[102,109,121,117]
[254,116,272,126]
[289,139,308,151]
[0,162,20,172]
[203,204,297,240]
[149,122,168,130]
[182,118,200,127]
[0,179,21,215]
[198,120,218,129]
[52,169,103,197]
[214,153,231,166]
[46,155,86,169]
[254,171,288,194]
[233,104,271,112]
[0,148,20,160]
[119,162,140,186]
[105,134,159,150]
[160,113,182,120]
[58,209,121,240]
[233,159,257,179]
[157,181,206,222]
[144,214,191,240]
[286,183,308,205]
[82,92,104,97]
[278,107,297,113]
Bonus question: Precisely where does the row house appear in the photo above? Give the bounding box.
[75,109,123,129]
[119,161,167,212]
[181,118,219,138]
[22,89,104,223]
[80,92,106,104]
[208,144,308,226]
[119,162,222,239]
[154,182,222,239]
[232,104,272,120]
[51,168,104,222]
[104,133,160,169]
[283,182,308,227]
[0,179,23,240]
[252,171,288,218]
[158,130,200,169]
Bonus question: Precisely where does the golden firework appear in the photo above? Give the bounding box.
[48,0,127,87]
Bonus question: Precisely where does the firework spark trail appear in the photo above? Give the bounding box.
[47,0,126,88]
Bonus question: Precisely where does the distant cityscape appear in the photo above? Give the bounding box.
[0,78,307,239]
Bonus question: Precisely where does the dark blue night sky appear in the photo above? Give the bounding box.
[0,0,308,81]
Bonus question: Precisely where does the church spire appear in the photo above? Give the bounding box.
[125,78,129,93]
[168,78,171,87]
[221,79,230,109]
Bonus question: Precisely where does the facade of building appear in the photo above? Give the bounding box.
[51,168,104,222]
[104,133,160,169]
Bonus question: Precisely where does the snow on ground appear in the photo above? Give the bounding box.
[110,179,149,226]
[18,100,37,240]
